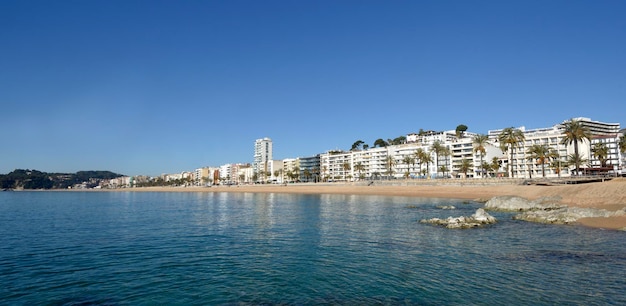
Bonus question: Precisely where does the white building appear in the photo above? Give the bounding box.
[253,137,273,177]
[488,117,621,178]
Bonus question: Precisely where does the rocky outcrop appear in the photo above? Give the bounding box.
[483,195,626,225]
[514,207,626,225]
[484,195,565,212]
[420,208,497,229]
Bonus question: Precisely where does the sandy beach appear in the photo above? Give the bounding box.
[126,178,626,230]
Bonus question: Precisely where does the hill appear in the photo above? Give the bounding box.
[0,169,123,190]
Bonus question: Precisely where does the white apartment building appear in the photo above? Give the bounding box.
[237,165,254,184]
[320,117,622,181]
[488,117,622,178]
[253,137,273,175]
[219,164,232,183]
[283,158,300,182]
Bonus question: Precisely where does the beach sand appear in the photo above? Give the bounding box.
[127,178,626,230]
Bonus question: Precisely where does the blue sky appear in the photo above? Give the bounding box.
[1,0,624,176]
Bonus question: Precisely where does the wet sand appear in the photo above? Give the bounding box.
[126,178,626,230]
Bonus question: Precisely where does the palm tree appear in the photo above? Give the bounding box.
[620,134,626,155]
[274,170,280,182]
[550,157,567,177]
[560,119,591,175]
[413,148,426,176]
[293,166,300,182]
[384,155,395,179]
[490,157,501,177]
[592,142,609,168]
[498,127,526,178]
[526,144,557,178]
[402,156,415,177]
[354,162,366,180]
[342,162,351,181]
[473,134,489,178]
[458,158,472,178]
[440,146,451,178]
[567,153,588,175]
[421,151,433,178]
[431,141,445,177]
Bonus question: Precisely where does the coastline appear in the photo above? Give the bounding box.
[64,179,626,230]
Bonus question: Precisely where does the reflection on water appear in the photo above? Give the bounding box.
[0,191,625,305]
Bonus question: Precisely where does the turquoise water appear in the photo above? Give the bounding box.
[1,191,625,305]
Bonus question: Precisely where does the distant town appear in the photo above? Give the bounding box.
[2,117,625,190]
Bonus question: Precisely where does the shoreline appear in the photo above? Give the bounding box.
[49,179,626,230]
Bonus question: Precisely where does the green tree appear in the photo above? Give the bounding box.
[526,144,557,178]
[413,149,425,176]
[455,124,468,138]
[342,162,351,181]
[402,156,415,177]
[390,136,406,145]
[351,140,365,151]
[354,162,366,180]
[430,141,445,178]
[440,146,451,177]
[567,153,588,175]
[498,127,526,178]
[620,134,626,155]
[384,156,395,179]
[472,134,489,178]
[592,142,609,168]
[560,119,591,175]
[373,138,388,148]
[417,149,433,178]
[293,166,300,182]
[490,157,502,177]
[458,158,472,178]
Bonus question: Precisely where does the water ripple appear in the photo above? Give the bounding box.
[1,192,625,305]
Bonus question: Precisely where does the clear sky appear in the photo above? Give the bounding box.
[1,0,624,176]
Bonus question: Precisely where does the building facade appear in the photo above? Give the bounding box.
[253,137,273,177]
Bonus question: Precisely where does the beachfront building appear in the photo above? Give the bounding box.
[299,155,321,182]
[488,117,621,178]
[194,167,212,186]
[266,160,284,183]
[585,119,622,175]
[283,158,300,182]
[236,164,254,184]
[320,150,352,181]
[253,137,273,178]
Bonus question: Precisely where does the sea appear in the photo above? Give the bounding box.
[1,191,625,305]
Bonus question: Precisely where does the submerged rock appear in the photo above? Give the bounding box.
[437,205,456,210]
[420,208,497,229]
[484,195,565,212]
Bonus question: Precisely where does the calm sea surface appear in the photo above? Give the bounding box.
[1,191,625,305]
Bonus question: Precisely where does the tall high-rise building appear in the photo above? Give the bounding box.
[253,137,273,174]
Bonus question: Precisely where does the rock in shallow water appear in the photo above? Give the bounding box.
[484,195,566,212]
[514,207,626,224]
[420,208,497,229]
